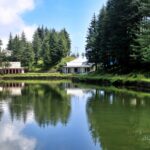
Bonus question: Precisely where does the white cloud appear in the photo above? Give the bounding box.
[0,0,37,48]
[0,103,36,150]
[0,123,36,150]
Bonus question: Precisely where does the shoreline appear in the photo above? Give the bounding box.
[0,73,150,92]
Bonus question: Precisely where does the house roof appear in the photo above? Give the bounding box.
[64,57,93,68]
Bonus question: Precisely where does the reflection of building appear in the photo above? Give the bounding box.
[66,88,95,97]
[67,89,86,97]
[63,57,94,74]
[0,83,24,96]
[0,62,24,74]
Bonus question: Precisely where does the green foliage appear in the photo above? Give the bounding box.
[87,88,150,150]
[51,56,75,72]
[59,28,71,57]
[22,43,35,70]
[86,0,149,72]
[136,0,150,64]
[0,51,7,68]
[6,26,71,71]
[0,83,71,126]
[32,31,42,64]
[7,33,13,50]
[42,28,70,68]
[86,14,99,69]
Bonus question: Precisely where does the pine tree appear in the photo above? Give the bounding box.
[55,39,63,63]
[86,14,99,70]
[60,29,71,56]
[138,0,150,64]
[43,35,51,68]
[37,26,45,42]
[11,35,22,61]
[7,33,13,50]
[6,26,71,69]
[49,29,59,66]
[96,6,108,69]
[22,43,34,70]
[32,31,42,64]
[105,0,141,70]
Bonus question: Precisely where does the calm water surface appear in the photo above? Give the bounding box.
[0,81,150,150]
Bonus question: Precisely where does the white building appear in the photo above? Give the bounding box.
[0,62,24,74]
[63,57,94,74]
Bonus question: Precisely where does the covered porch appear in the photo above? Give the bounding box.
[63,67,91,74]
[0,68,24,74]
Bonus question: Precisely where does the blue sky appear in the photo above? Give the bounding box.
[0,0,107,53]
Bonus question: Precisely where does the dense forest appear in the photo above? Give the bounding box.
[86,0,150,72]
[0,26,71,70]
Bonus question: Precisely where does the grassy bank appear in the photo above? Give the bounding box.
[0,72,150,91]
[75,73,150,92]
[0,73,73,80]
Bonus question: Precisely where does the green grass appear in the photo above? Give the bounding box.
[0,72,150,83]
[77,72,150,83]
[0,72,150,91]
[48,56,75,72]
[32,56,75,72]
[74,83,150,98]
[0,72,73,79]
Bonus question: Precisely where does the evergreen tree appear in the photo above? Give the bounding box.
[106,0,141,70]
[22,43,34,70]
[7,33,13,50]
[11,35,22,61]
[55,39,63,64]
[32,31,42,64]
[6,26,71,70]
[86,14,99,70]
[60,29,71,56]
[96,6,108,69]
[137,0,150,64]
[20,32,27,61]
[43,35,51,67]
[49,29,59,66]
[21,32,27,46]
[37,26,45,41]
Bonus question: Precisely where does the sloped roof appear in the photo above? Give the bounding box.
[65,57,93,68]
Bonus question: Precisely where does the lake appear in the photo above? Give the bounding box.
[0,81,150,150]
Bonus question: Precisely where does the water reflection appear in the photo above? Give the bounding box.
[0,83,24,96]
[0,123,36,150]
[0,82,150,150]
[0,82,100,150]
[0,83,71,127]
[87,89,150,150]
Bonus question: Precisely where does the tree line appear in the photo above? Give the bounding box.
[0,26,71,70]
[86,0,150,72]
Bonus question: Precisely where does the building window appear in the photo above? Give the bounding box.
[74,68,78,73]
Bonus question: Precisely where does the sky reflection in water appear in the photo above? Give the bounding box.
[0,82,150,150]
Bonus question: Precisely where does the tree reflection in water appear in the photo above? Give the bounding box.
[0,83,71,127]
[87,89,150,150]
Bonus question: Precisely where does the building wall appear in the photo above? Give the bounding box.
[9,62,21,68]
[0,68,24,74]
[63,67,92,74]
